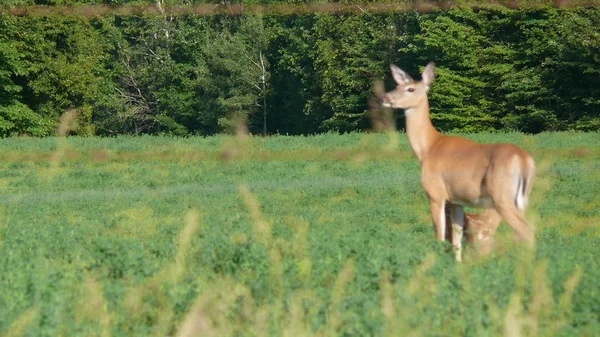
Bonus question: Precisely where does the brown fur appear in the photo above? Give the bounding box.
[445,207,502,256]
[383,62,536,261]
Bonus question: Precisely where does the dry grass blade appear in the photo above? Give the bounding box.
[56,108,78,137]
[238,184,272,247]
[368,79,396,133]
[47,108,79,181]
[78,278,112,337]
[504,293,523,337]
[325,258,355,334]
[172,209,201,282]
[557,265,583,324]
[525,261,553,335]
[406,253,436,296]
[504,261,585,337]
[380,270,400,337]
[175,278,252,337]
[219,114,250,162]
[120,209,202,337]
[3,307,39,337]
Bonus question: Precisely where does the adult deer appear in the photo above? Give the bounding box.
[381,62,536,261]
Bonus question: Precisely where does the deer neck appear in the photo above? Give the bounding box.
[404,99,440,163]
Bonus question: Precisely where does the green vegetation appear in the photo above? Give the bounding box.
[0,132,598,336]
[1,3,600,135]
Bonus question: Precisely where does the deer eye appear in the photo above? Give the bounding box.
[407,87,415,93]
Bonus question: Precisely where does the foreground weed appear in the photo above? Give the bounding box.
[77,278,111,337]
[2,307,39,337]
[504,261,583,337]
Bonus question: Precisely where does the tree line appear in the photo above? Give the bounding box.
[1,3,599,136]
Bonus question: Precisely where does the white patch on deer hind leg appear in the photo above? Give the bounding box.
[521,158,535,210]
[511,155,526,211]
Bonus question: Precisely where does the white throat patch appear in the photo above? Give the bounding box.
[404,108,416,117]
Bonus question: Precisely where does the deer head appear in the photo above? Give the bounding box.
[381,62,436,114]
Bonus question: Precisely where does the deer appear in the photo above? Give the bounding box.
[446,207,502,256]
[381,62,536,262]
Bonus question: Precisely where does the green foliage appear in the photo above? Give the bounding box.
[401,8,600,133]
[0,14,111,135]
[0,16,55,136]
[90,14,269,135]
[201,15,270,135]
[0,101,53,136]
[0,6,599,135]
[312,13,401,132]
[514,8,600,132]
[266,14,321,135]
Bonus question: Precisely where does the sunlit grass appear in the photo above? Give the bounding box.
[0,131,598,336]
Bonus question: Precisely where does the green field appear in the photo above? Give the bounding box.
[0,132,598,337]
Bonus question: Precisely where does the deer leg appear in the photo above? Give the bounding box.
[495,202,535,248]
[484,167,534,249]
[430,200,446,242]
[448,205,465,262]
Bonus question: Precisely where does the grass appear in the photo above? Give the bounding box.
[0,131,598,337]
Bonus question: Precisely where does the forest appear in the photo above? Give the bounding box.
[1,1,599,136]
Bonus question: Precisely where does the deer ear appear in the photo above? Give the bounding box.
[390,64,413,85]
[421,62,436,89]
